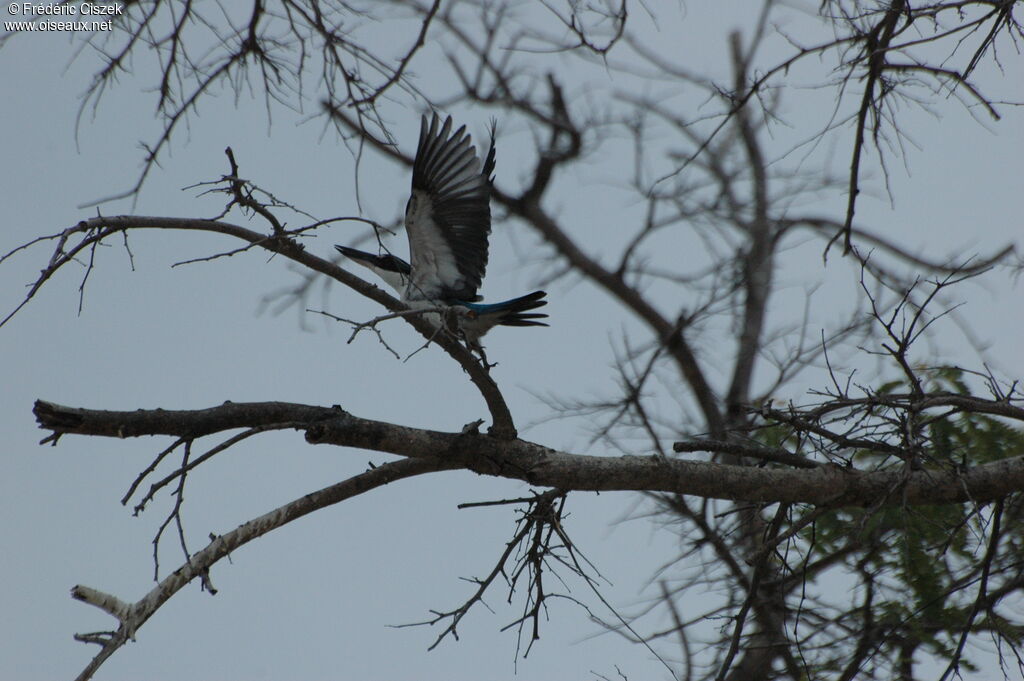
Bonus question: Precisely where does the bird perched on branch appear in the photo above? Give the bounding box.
[336,114,548,355]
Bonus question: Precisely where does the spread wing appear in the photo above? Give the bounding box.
[404,114,495,302]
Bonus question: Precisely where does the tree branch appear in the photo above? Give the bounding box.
[34,399,1024,506]
[9,215,517,438]
[68,456,450,681]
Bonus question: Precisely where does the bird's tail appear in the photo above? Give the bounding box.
[463,290,548,328]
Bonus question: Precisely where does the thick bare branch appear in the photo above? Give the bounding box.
[34,399,1024,506]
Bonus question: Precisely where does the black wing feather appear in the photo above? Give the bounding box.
[407,113,494,301]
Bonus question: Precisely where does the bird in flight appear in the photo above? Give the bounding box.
[336,114,547,356]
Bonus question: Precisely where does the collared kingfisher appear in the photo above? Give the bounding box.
[336,114,547,352]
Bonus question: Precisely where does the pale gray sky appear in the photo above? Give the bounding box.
[2,4,1022,680]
